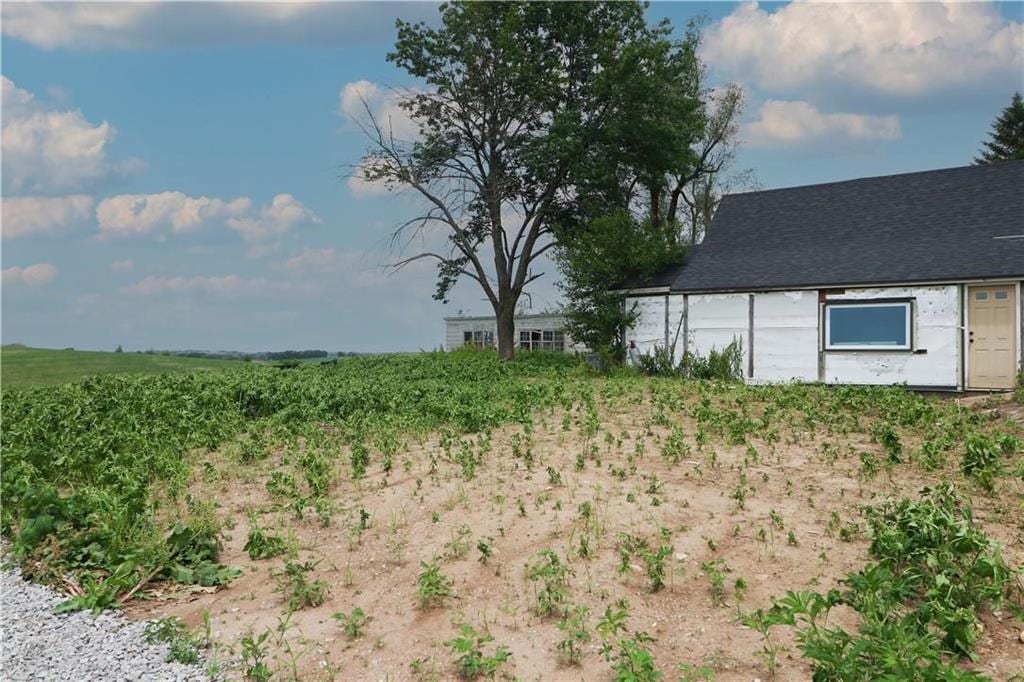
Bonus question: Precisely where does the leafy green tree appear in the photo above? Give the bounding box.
[554,25,747,364]
[556,212,683,366]
[354,2,700,359]
[975,92,1024,164]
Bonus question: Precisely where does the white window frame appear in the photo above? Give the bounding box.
[824,300,913,351]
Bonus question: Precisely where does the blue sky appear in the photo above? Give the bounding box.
[2,1,1022,352]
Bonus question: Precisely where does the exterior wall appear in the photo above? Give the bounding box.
[626,284,964,388]
[445,317,498,350]
[668,294,687,362]
[626,296,666,356]
[444,314,584,352]
[687,293,751,373]
[751,291,819,383]
[822,285,960,388]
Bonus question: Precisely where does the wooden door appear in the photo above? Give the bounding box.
[967,284,1018,389]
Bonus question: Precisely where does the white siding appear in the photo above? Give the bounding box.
[668,294,687,363]
[445,318,497,350]
[444,314,585,352]
[687,293,750,371]
[751,291,819,383]
[823,285,960,388]
[626,296,666,355]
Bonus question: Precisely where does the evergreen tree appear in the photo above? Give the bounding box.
[975,92,1024,164]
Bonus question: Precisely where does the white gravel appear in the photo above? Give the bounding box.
[1,564,210,681]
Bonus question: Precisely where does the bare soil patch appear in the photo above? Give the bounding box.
[127,389,1024,681]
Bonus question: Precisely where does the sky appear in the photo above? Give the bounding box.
[2,1,1022,353]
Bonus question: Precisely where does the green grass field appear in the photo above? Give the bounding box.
[0,345,248,387]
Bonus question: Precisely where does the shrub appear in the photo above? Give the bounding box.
[637,339,743,381]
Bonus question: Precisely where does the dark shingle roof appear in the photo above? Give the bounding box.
[659,162,1024,293]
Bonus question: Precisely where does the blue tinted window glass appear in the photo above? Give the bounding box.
[828,304,908,347]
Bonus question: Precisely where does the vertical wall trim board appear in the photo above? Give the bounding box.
[664,294,670,349]
[816,291,826,382]
[747,294,755,378]
[682,295,689,357]
[958,284,965,391]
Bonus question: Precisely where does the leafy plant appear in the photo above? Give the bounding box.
[244,521,287,560]
[700,560,727,606]
[748,485,1013,679]
[871,421,902,463]
[556,604,591,666]
[476,537,494,565]
[274,559,328,610]
[415,560,453,609]
[961,431,1015,491]
[607,632,661,681]
[144,615,210,665]
[240,629,271,682]
[444,624,511,679]
[526,549,573,617]
[332,607,370,639]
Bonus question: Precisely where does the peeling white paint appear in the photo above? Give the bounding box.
[751,291,818,383]
[688,293,749,370]
[823,285,959,387]
[625,296,666,355]
[627,284,962,387]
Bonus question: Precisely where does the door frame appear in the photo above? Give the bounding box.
[963,281,1022,390]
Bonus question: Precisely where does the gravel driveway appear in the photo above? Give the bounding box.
[1,564,210,681]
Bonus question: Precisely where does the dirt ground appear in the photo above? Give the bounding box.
[127,390,1024,681]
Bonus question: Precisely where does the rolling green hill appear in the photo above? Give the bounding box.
[1,345,248,388]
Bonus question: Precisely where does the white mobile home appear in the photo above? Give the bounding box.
[626,163,1024,390]
[445,313,585,353]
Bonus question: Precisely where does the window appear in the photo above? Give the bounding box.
[463,330,494,348]
[519,329,566,352]
[994,290,1009,300]
[824,301,912,351]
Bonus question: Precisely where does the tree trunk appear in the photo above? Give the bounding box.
[495,301,516,360]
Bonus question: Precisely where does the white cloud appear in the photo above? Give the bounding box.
[96,191,319,240]
[276,247,392,286]
[225,193,321,242]
[245,242,282,259]
[746,100,901,148]
[120,274,272,298]
[1,195,94,238]
[111,259,134,272]
[1,76,140,194]
[347,157,395,199]
[340,80,425,200]
[702,2,1024,97]
[2,263,58,286]
[339,80,419,140]
[280,247,337,271]
[96,191,250,236]
[1,3,437,50]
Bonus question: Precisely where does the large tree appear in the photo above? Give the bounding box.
[553,34,748,364]
[975,92,1024,164]
[354,2,701,359]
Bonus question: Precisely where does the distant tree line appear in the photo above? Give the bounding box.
[131,349,365,361]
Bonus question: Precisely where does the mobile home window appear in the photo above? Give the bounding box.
[824,301,912,351]
[463,330,494,348]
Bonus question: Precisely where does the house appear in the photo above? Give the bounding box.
[626,162,1024,390]
[444,313,584,352]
